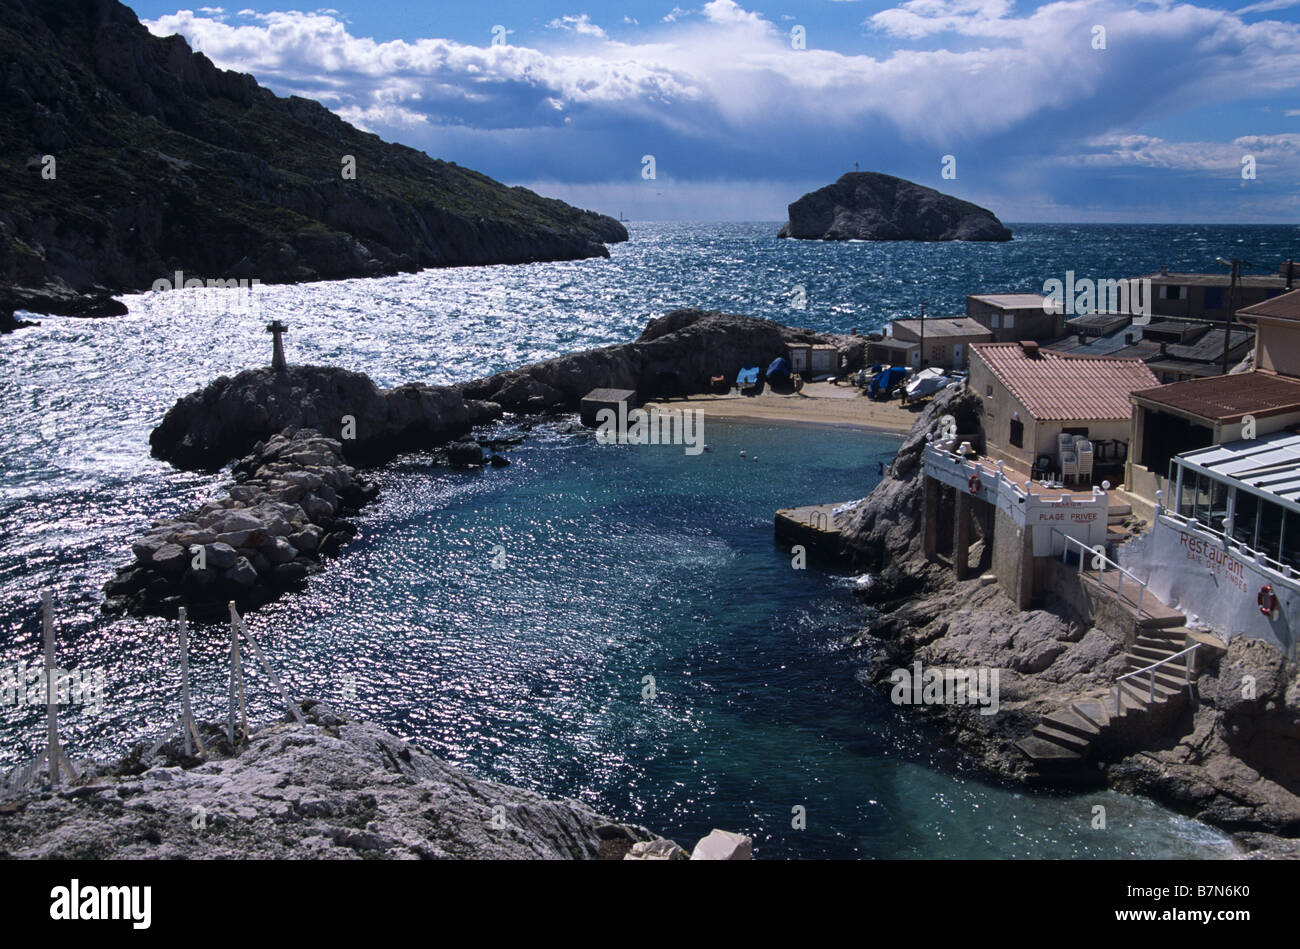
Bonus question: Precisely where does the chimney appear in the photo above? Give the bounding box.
[1019,340,1040,358]
[1125,333,1134,345]
[1160,342,1168,356]
[1286,260,1295,291]
[1078,333,1087,345]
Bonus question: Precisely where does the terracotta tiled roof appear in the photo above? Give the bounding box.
[1131,370,1300,424]
[971,342,1158,421]
[1238,288,1300,323]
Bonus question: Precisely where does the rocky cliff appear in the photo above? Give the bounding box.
[839,387,1300,853]
[0,0,626,319]
[778,172,1012,242]
[0,702,663,859]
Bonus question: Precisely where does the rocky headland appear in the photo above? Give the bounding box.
[838,386,1300,856]
[0,701,671,859]
[779,172,1012,242]
[0,0,626,323]
[116,309,863,616]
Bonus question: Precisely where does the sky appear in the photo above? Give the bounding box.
[129,1,1300,222]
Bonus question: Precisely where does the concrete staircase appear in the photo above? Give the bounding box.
[1015,602,1200,770]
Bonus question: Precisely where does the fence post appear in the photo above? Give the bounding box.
[228,601,247,745]
[42,590,61,787]
[179,607,194,757]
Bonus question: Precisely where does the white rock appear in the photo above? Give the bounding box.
[690,829,753,860]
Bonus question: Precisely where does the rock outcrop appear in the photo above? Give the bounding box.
[150,365,504,471]
[778,172,1012,242]
[151,311,863,471]
[106,430,379,617]
[0,702,665,859]
[458,308,866,414]
[0,0,626,318]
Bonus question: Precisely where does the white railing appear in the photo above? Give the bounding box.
[1116,644,1200,709]
[1052,527,1147,618]
[1157,505,1298,581]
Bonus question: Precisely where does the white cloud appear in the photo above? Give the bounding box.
[142,0,1300,220]
[1064,133,1300,172]
[547,14,607,38]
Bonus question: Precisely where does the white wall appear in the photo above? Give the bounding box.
[1120,515,1299,656]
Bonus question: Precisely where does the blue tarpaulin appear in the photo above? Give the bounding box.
[766,357,791,382]
[737,367,760,385]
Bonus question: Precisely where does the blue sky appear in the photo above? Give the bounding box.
[131,1,1300,222]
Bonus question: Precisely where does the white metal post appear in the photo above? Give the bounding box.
[179,607,194,757]
[42,590,61,786]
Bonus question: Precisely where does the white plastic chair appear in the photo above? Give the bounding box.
[1058,434,1075,476]
[1075,439,1094,484]
[1061,449,1079,484]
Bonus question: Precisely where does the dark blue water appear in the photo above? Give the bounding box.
[5,222,1289,856]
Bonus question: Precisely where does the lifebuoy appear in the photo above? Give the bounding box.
[968,473,981,495]
[1258,584,1278,616]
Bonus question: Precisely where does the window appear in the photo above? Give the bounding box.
[1257,500,1285,562]
[1004,313,1015,329]
[1203,287,1224,310]
[1160,285,1186,300]
[991,313,1001,328]
[1231,489,1260,549]
[1010,419,1024,448]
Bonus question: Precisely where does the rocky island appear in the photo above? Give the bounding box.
[0,0,626,323]
[778,172,1012,242]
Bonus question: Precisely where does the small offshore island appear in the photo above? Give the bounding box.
[779,172,1013,242]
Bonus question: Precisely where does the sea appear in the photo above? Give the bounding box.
[4,222,1298,858]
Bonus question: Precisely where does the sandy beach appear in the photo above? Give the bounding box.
[642,381,921,434]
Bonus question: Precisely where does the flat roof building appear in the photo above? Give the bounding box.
[966,293,1065,343]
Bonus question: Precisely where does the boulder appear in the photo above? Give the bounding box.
[689,829,753,860]
[223,558,258,587]
[624,838,689,861]
[447,440,485,467]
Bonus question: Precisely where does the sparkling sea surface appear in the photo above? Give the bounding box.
[5,222,1297,857]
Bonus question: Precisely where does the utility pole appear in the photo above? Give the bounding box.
[918,301,926,371]
[1217,257,1251,375]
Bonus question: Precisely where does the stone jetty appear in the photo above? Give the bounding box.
[104,430,378,618]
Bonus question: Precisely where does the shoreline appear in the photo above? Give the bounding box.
[641,382,920,434]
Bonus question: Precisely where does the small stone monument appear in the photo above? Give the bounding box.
[266,319,288,371]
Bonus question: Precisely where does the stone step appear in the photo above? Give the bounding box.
[1131,644,1181,662]
[1071,698,1111,730]
[1120,676,1181,701]
[1031,724,1092,753]
[1138,612,1187,630]
[1109,503,1133,516]
[1105,689,1150,718]
[1138,626,1191,642]
[1015,736,1084,764]
[1042,707,1102,740]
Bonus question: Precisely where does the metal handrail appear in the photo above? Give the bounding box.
[1116,643,1200,708]
[1052,527,1147,617]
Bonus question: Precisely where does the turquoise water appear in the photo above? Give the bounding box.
[3,222,1285,856]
